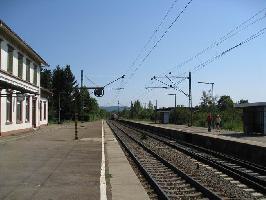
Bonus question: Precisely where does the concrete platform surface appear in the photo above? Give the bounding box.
[134,120,266,147]
[121,120,266,166]
[0,121,102,200]
[104,121,149,200]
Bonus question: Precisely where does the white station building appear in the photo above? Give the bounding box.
[0,20,49,136]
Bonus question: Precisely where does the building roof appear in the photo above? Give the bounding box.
[234,102,266,108]
[156,107,174,112]
[0,19,48,66]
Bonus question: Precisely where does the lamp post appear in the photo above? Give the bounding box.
[198,81,215,129]
[168,93,177,124]
[117,100,120,118]
[168,93,176,108]
[57,91,68,124]
[58,92,65,124]
[58,93,61,124]
[198,81,215,99]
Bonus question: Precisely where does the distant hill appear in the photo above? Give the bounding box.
[100,106,129,112]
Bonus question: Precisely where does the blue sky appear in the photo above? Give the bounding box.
[1,0,266,108]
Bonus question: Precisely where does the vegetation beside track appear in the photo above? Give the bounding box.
[119,90,245,132]
[41,65,110,124]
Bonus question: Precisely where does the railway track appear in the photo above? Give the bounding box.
[107,120,220,200]
[118,120,266,195]
[108,120,266,199]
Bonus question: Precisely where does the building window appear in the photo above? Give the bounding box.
[16,95,23,123]
[40,100,42,121]
[7,45,14,74]
[6,92,12,123]
[18,53,23,78]
[33,65,37,85]
[44,101,47,120]
[26,59,30,82]
[25,96,30,122]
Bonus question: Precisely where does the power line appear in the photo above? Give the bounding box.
[119,4,265,107]
[172,26,266,86]
[85,75,97,86]
[126,0,179,75]
[117,0,193,104]
[120,0,194,93]
[165,7,266,75]
[146,26,266,99]
[133,0,193,74]
[103,75,125,88]
[129,9,266,107]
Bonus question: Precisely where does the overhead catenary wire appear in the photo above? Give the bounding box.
[172,26,266,87]
[145,26,266,100]
[127,7,266,109]
[164,7,266,75]
[85,75,97,86]
[115,0,180,96]
[131,0,193,76]
[126,0,179,75]
[118,0,194,105]
[103,75,125,88]
[119,0,194,95]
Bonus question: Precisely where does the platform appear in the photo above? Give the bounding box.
[0,120,148,200]
[104,121,149,200]
[120,119,266,166]
[139,121,266,146]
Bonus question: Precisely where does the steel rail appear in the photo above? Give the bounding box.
[107,121,169,200]
[108,120,222,200]
[119,120,266,195]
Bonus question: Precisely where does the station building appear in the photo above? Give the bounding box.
[0,20,49,136]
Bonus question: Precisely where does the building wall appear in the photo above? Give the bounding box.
[0,39,40,86]
[0,35,48,134]
[0,89,34,133]
[40,98,48,126]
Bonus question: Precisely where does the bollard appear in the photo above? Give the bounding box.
[75,113,79,140]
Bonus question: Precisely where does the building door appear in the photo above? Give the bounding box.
[32,98,36,128]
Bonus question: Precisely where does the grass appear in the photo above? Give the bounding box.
[105,173,112,183]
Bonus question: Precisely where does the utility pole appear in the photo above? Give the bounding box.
[130,101,133,118]
[188,72,192,127]
[211,83,214,99]
[155,100,158,124]
[148,72,193,126]
[58,93,61,124]
[175,95,176,109]
[81,70,84,122]
[118,100,120,118]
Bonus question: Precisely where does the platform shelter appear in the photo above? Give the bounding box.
[156,107,174,124]
[235,102,266,135]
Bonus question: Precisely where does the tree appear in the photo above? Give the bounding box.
[41,65,106,122]
[52,65,77,120]
[199,90,217,111]
[148,101,153,110]
[40,68,52,89]
[131,100,142,119]
[217,95,234,111]
[63,65,77,119]
[170,106,190,125]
